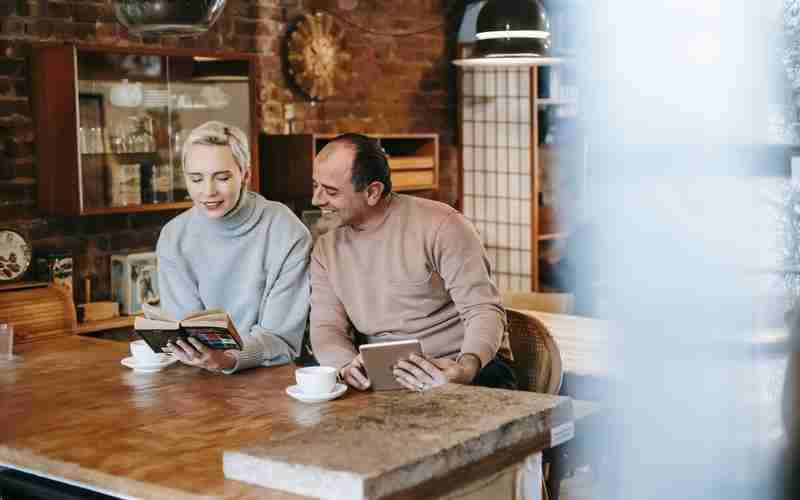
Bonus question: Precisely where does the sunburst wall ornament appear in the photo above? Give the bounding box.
[284,12,351,102]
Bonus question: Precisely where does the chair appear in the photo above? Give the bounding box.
[502,291,575,315]
[506,308,563,396]
[506,308,600,500]
[506,308,564,500]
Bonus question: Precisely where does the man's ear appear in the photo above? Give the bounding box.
[365,181,385,206]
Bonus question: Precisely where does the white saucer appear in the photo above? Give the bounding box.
[120,355,177,373]
[286,383,347,403]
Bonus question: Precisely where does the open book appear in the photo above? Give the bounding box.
[134,303,244,353]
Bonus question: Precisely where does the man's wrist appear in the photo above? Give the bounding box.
[456,353,481,383]
[223,352,238,371]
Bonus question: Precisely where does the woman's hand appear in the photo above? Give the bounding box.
[394,354,480,391]
[165,338,237,372]
[339,354,371,390]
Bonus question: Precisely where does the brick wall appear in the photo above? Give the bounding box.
[0,0,459,305]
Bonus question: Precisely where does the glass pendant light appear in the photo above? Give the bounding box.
[454,0,560,67]
[113,0,227,37]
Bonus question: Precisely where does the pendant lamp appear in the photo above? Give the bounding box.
[113,0,227,37]
[454,0,560,67]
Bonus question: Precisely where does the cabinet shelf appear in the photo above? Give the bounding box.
[81,201,192,215]
[538,232,569,241]
[260,133,439,215]
[537,99,576,106]
[31,44,258,216]
[74,315,137,335]
[81,151,159,157]
[388,156,435,170]
[0,177,36,189]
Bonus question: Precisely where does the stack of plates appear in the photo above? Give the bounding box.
[143,89,169,109]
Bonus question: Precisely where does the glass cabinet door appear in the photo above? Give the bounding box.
[74,50,251,213]
[77,50,169,211]
[166,55,251,203]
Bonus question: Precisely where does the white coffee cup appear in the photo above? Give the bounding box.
[130,340,161,364]
[295,366,337,395]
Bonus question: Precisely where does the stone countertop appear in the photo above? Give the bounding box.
[224,384,574,500]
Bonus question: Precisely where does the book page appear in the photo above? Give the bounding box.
[141,302,175,322]
[181,309,227,322]
[134,316,180,330]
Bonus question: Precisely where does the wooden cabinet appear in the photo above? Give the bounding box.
[31,44,258,216]
[259,133,438,215]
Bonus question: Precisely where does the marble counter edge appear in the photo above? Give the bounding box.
[223,390,574,500]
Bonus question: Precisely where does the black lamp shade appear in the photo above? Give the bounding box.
[475,0,551,58]
[113,0,227,36]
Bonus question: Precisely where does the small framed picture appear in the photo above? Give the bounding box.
[111,252,159,315]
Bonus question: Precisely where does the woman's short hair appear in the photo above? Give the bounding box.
[182,121,250,174]
[331,133,392,197]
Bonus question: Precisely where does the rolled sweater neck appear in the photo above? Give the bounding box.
[192,191,259,237]
[347,193,396,235]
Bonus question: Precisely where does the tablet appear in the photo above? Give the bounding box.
[359,339,424,391]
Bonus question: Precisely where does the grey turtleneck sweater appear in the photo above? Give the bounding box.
[156,192,312,372]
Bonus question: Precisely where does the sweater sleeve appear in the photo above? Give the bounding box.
[229,227,312,372]
[156,228,205,319]
[432,212,506,368]
[309,244,358,369]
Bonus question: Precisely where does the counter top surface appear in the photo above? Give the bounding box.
[0,336,573,500]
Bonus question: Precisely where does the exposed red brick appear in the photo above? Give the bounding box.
[73,2,108,24]
[45,1,73,19]
[0,1,459,298]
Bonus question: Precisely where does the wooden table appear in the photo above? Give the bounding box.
[0,337,575,500]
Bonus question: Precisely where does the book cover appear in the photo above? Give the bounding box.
[134,304,243,353]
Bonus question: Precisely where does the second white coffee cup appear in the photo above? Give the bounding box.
[130,339,161,364]
[295,366,337,394]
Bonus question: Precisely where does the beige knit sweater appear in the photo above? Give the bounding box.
[310,194,510,370]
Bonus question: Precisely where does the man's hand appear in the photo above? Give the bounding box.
[394,353,480,391]
[165,338,237,373]
[340,354,371,390]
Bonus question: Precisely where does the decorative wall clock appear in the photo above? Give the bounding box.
[284,12,351,102]
[0,229,31,282]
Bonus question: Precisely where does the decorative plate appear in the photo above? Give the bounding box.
[0,229,31,282]
[285,12,351,102]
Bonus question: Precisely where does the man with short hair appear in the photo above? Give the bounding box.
[309,133,514,391]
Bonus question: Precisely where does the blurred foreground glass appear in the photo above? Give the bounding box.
[582,1,789,500]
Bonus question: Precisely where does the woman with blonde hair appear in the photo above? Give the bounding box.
[157,121,311,373]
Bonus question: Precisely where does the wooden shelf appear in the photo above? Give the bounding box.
[10,157,34,167]
[74,315,137,335]
[80,152,158,157]
[0,177,35,188]
[388,156,435,170]
[80,201,192,215]
[0,281,48,292]
[260,133,439,213]
[537,99,576,106]
[538,232,569,241]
